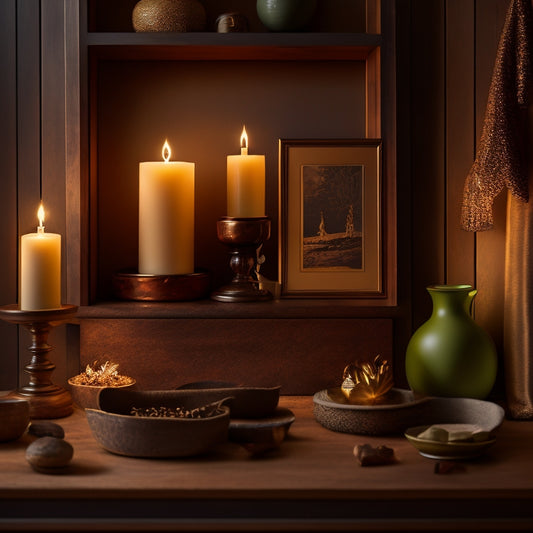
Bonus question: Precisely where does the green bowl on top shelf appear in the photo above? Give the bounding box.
[256,0,317,32]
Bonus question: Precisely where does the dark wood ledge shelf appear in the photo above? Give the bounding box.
[0,396,532,531]
[86,32,382,61]
[76,299,401,320]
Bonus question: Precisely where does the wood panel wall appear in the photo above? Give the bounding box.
[0,0,18,390]
[409,0,508,394]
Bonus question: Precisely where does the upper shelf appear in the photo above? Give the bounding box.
[86,32,382,61]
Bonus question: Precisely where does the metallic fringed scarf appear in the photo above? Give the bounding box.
[461,0,531,232]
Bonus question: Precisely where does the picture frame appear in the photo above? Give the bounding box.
[279,139,383,298]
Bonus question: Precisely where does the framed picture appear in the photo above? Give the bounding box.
[279,139,383,298]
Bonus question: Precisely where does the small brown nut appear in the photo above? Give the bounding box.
[26,437,73,472]
[28,421,65,439]
[354,444,396,466]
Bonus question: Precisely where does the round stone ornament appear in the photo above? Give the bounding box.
[132,0,206,32]
[26,436,73,473]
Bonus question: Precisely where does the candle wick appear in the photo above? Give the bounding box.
[38,224,45,234]
[241,147,248,155]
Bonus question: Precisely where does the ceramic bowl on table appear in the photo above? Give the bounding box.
[86,388,231,458]
[404,426,497,460]
[404,396,505,460]
[0,397,30,442]
[313,388,433,436]
[314,388,505,439]
[68,378,136,410]
[228,407,295,454]
[175,381,281,419]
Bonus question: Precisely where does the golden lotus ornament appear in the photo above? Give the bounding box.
[341,355,394,405]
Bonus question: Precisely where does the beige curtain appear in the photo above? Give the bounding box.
[504,103,533,420]
[461,0,533,418]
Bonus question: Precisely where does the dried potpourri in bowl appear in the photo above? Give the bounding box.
[68,361,136,410]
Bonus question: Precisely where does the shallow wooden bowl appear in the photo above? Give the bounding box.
[86,389,230,458]
[0,397,30,442]
[68,379,136,410]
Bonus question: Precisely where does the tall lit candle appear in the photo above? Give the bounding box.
[138,140,195,275]
[20,204,61,310]
[227,126,265,217]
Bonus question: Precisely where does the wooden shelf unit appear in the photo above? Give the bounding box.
[67,0,401,395]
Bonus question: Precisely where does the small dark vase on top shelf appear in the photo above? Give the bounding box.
[256,0,318,32]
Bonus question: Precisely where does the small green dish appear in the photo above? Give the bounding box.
[405,425,496,460]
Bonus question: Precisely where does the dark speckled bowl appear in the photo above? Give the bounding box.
[313,388,431,436]
[86,389,231,458]
[175,382,280,419]
[313,388,505,436]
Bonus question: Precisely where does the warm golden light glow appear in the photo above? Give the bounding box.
[37,203,45,232]
[240,126,248,154]
[341,355,394,405]
[162,140,171,162]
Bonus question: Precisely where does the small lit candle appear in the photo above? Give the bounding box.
[138,140,195,275]
[20,204,61,310]
[227,126,265,217]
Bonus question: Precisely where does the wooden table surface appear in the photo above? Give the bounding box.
[0,396,532,531]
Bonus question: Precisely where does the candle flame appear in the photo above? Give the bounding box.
[240,126,248,150]
[162,140,171,162]
[37,204,45,224]
[37,203,45,233]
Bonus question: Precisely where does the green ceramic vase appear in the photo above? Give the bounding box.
[256,0,317,32]
[405,284,497,399]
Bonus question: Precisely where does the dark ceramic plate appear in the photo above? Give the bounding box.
[86,389,231,458]
[228,407,295,454]
[175,382,281,419]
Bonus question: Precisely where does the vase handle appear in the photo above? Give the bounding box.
[466,288,478,316]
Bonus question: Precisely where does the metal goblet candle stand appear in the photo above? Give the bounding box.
[0,304,77,419]
[211,216,273,303]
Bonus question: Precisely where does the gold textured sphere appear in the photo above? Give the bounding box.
[132,0,207,32]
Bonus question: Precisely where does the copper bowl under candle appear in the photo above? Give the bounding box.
[112,270,210,301]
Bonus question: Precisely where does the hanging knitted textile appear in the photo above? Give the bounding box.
[461,0,531,232]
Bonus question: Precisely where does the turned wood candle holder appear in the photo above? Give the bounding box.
[211,217,272,303]
[0,304,78,419]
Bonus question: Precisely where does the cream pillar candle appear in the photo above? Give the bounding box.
[138,140,195,275]
[227,126,265,217]
[20,204,61,310]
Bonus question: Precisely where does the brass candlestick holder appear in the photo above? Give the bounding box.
[211,216,273,302]
[0,304,78,419]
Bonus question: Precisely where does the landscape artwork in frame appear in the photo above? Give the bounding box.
[279,139,382,298]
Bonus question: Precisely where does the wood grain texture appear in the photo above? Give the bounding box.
[0,396,531,530]
[410,0,446,329]
[78,318,393,394]
[445,0,476,286]
[0,0,18,389]
[473,0,508,374]
[16,0,42,388]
